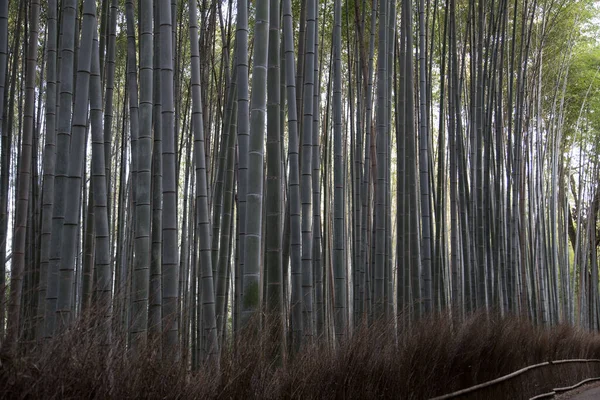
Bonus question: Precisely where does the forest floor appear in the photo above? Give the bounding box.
[3,312,600,398]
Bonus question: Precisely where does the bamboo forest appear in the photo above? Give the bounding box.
[5,0,600,397]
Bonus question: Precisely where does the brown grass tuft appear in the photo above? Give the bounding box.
[2,312,600,398]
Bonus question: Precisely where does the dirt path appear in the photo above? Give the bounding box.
[554,381,600,399]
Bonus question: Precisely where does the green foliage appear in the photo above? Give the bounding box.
[564,44,600,145]
[539,0,600,147]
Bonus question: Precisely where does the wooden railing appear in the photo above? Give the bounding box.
[431,359,600,400]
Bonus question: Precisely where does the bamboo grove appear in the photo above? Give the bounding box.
[1,0,600,368]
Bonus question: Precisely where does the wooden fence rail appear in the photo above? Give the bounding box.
[431,359,600,400]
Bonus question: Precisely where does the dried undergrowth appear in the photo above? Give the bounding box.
[2,312,600,399]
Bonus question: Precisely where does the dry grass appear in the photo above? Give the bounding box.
[2,312,600,399]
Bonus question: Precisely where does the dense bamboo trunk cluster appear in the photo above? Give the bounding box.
[1,0,600,365]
